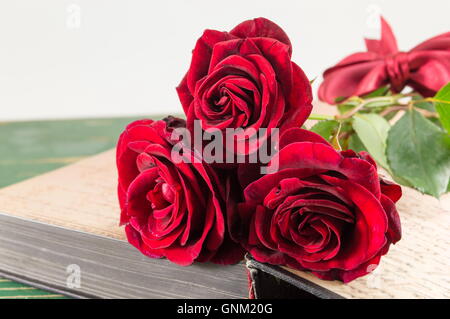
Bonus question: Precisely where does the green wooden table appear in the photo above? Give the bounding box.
[0,116,145,299]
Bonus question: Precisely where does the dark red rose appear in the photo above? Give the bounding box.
[116,117,244,266]
[230,128,402,283]
[177,17,312,156]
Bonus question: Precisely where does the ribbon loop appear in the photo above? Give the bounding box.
[319,16,450,104]
[385,52,410,92]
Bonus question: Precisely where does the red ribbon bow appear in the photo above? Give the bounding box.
[318,17,450,104]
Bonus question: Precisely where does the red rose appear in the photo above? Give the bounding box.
[177,17,312,155]
[231,128,402,283]
[116,117,244,265]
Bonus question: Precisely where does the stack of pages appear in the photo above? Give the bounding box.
[1,149,449,298]
[0,150,247,298]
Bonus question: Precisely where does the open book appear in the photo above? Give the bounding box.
[0,150,247,298]
[0,149,449,298]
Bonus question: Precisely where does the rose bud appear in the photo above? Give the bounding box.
[116,117,244,266]
[177,17,312,158]
[230,128,402,283]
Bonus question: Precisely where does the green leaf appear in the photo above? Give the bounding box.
[391,174,414,189]
[434,82,450,133]
[362,86,390,98]
[387,109,450,198]
[413,95,435,112]
[352,113,390,170]
[310,120,339,141]
[363,97,396,108]
[308,114,335,121]
[334,96,347,104]
[348,133,367,153]
[337,103,355,115]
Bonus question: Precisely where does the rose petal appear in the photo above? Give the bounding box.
[230,17,292,55]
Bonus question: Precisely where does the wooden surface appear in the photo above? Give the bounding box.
[0,279,67,299]
[0,117,144,188]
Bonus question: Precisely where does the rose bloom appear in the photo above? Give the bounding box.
[116,117,244,265]
[230,128,402,283]
[177,17,312,156]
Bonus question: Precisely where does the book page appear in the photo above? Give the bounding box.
[0,149,124,240]
[0,127,449,298]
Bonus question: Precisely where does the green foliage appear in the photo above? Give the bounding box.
[337,100,358,115]
[434,82,450,133]
[348,133,367,153]
[317,84,450,197]
[353,114,390,171]
[362,86,390,98]
[386,110,450,198]
[310,120,339,140]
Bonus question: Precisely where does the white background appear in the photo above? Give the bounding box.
[0,0,449,121]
